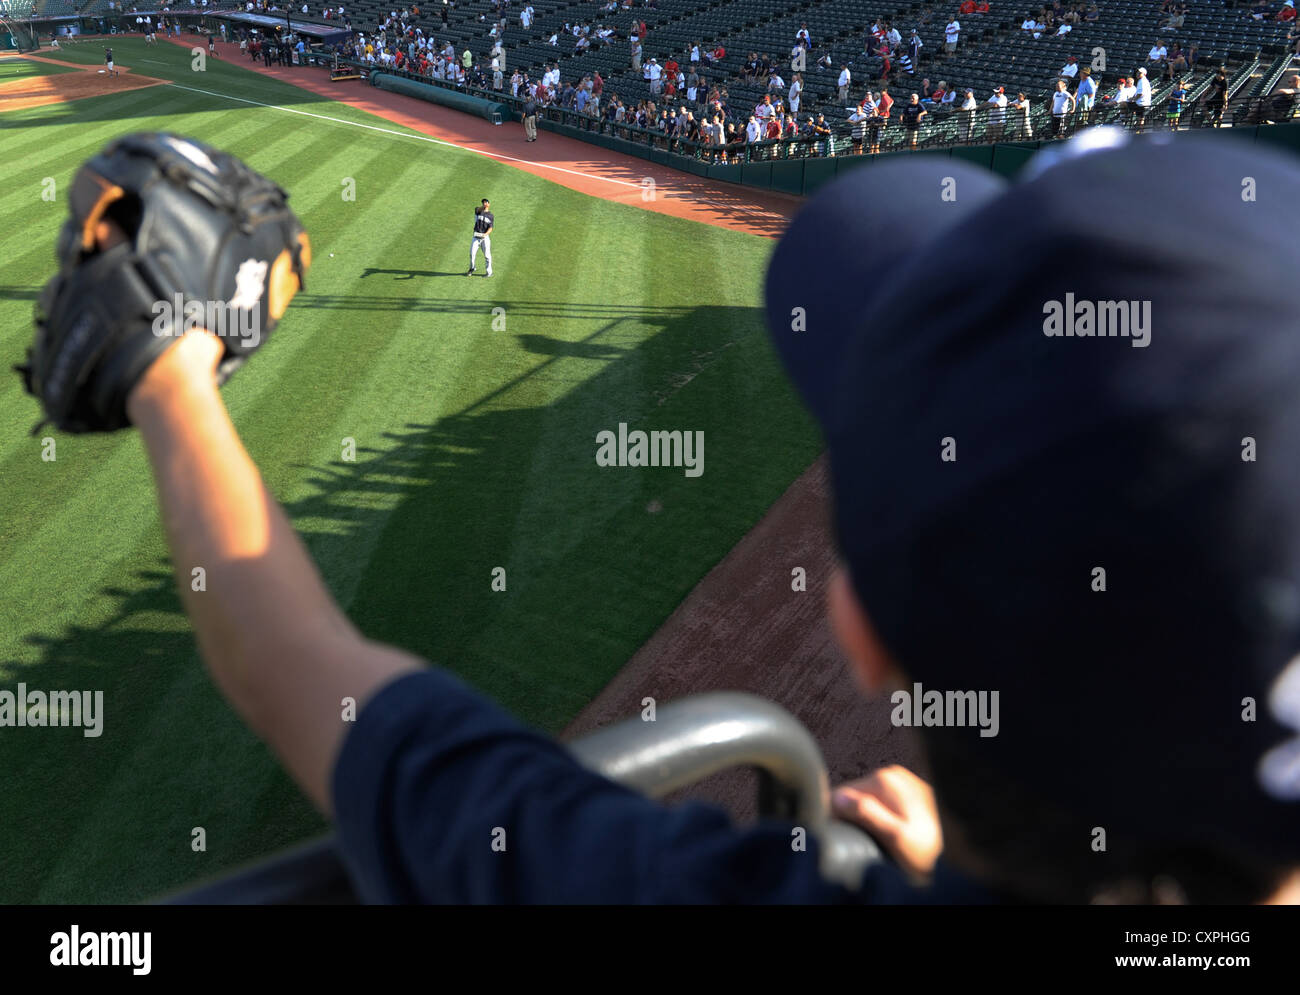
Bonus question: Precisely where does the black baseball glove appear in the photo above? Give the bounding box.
[16,132,311,433]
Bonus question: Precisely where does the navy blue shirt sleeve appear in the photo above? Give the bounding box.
[331,670,889,903]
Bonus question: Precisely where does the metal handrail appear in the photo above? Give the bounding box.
[569,692,830,822]
[161,691,880,902]
[567,691,881,890]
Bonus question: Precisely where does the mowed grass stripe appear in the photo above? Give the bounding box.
[227,146,457,487]
[34,623,320,904]
[0,100,287,265]
[339,206,685,721]
[27,145,516,901]
[0,105,315,305]
[468,219,793,717]
[470,219,721,713]
[0,133,428,585]
[214,140,443,440]
[274,160,545,603]
[0,87,205,170]
[470,212,655,715]
[0,46,817,903]
[0,127,369,619]
[0,100,217,274]
[0,118,336,503]
[0,138,446,668]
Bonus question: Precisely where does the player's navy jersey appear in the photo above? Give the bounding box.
[474,210,494,235]
[105,49,113,62]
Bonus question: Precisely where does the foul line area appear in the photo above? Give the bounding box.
[160,33,797,237]
[165,81,643,190]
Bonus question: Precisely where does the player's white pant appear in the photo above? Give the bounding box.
[470,234,492,273]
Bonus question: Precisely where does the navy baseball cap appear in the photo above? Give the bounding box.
[765,130,1300,862]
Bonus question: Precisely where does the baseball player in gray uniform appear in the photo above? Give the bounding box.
[468,198,493,277]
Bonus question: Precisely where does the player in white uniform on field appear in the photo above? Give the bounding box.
[468,198,494,277]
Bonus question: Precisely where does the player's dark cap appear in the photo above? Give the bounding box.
[764,129,1300,860]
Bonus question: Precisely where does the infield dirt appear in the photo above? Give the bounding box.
[0,53,165,112]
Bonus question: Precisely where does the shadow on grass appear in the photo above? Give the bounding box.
[359,268,470,280]
[0,297,817,903]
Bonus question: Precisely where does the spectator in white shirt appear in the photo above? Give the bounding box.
[838,65,851,101]
[985,86,1008,140]
[1050,77,1076,137]
[960,88,978,139]
[1134,66,1153,131]
[945,18,961,54]
[1149,41,1168,64]
[1060,56,1079,78]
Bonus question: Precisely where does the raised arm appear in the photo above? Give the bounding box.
[126,329,421,813]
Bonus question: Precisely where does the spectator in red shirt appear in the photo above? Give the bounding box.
[960,0,976,13]
[593,71,604,95]
[664,57,678,77]
[975,0,991,12]
[1279,1,1297,21]
[870,88,892,153]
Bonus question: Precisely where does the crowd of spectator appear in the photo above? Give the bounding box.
[199,0,1300,157]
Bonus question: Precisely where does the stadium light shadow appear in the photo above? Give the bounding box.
[0,299,821,903]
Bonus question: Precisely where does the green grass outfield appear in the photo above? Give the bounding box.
[0,54,82,81]
[0,39,819,903]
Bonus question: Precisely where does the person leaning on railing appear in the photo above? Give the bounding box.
[849,102,871,155]
[1267,75,1300,123]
